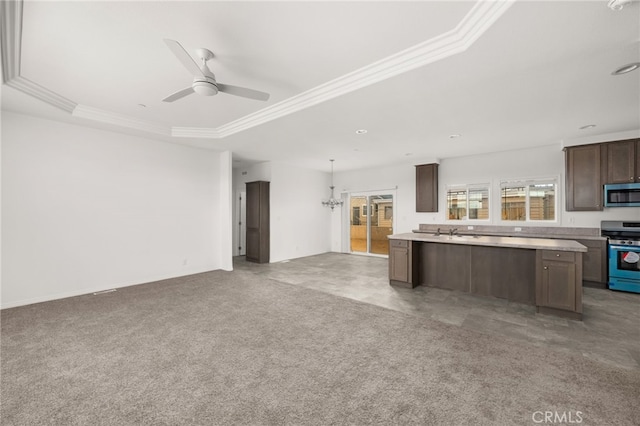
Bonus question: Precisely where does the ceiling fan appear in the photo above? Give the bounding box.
[162,39,270,103]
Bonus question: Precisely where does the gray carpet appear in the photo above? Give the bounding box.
[1,269,639,425]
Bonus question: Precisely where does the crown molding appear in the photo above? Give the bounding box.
[3,0,514,140]
[72,105,170,136]
[1,1,76,113]
[1,0,22,83]
[212,0,514,139]
[171,127,222,138]
[7,76,77,113]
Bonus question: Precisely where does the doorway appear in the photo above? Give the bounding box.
[349,193,394,255]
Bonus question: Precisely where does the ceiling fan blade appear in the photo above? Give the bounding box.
[164,39,204,77]
[162,86,195,102]
[217,83,270,101]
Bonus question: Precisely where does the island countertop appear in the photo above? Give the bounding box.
[388,232,587,252]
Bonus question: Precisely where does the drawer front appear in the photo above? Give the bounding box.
[542,250,576,262]
[389,239,409,248]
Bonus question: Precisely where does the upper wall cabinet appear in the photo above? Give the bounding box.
[416,163,438,212]
[565,144,605,211]
[606,139,640,184]
[565,138,640,211]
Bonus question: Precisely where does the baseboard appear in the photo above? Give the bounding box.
[583,280,607,289]
[1,267,218,310]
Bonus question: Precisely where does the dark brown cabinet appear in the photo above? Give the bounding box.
[575,239,607,285]
[565,144,605,211]
[388,239,417,288]
[246,181,270,263]
[536,250,583,319]
[637,140,640,181]
[606,139,640,183]
[416,163,438,212]
[565,139,640,211]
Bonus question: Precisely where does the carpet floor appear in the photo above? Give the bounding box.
[1,269,639,425]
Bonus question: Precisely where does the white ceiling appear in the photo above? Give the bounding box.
[2,0,639,172]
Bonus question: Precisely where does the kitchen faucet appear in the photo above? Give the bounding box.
[449,228,458,236]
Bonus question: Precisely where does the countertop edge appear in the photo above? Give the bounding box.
[390,233,588,252]
[411,229,606,241]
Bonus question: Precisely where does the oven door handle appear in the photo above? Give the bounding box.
[609,245,640,251]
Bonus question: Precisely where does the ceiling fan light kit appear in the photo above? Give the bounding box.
[193,79,219,96]
[162,39,270,103]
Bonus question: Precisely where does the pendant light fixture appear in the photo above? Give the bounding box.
[322,159,344,211]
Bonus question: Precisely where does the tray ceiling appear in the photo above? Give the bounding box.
[2,0,639,171]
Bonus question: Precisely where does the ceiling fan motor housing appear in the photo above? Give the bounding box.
[192,76,218,96]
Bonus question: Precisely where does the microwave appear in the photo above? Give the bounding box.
[604,183,640,207]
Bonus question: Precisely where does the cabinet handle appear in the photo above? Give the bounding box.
[544,266,548,270]
[556,253,560,257]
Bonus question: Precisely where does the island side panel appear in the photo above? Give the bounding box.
[469,246,536,304]
[419,242,471,293]
[469,246,508,299]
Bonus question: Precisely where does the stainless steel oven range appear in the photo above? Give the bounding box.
[601,220,640,294]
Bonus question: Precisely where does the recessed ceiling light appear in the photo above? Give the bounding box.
[355,129,367,135]
[579,124,597,130]
[612,62,640,75]
[449,134,461,139]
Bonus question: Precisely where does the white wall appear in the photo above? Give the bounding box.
[1,112,228,308]
[218,151,233,271]
[331,143,640,250]
[269,161,331,262]
[232,161,331,263]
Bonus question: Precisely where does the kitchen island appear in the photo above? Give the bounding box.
[388,232,587,320]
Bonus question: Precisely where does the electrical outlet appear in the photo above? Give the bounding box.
[515,227,522,232]
[467,226,474,230]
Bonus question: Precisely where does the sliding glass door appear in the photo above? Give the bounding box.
[349,193,394,255]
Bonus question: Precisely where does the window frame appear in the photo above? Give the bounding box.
[499,177,559,224]
[445,183,491,222]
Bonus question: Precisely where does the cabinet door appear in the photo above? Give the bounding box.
[576,239,606,284]
[389,245,409,282]
[246,229,261,262]
[565,145,604,211]
[245,181,270,263]
[606,140,636,184]
[636,140,640,182]
[246,183,261,230]
[541,261,576,311]
[416,164,438,212]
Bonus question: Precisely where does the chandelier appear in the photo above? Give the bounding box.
[322,159,344,211]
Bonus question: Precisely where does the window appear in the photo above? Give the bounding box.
[501,179,556,222]
[446,185,490,221]
[384,206,393,220]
